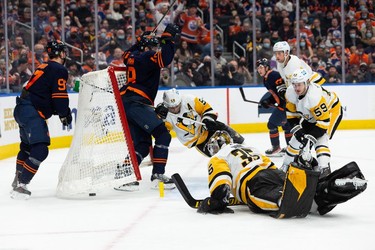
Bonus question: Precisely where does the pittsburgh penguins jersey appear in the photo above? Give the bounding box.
[164,94,217,148]
[276,55,325,87]
[23,61,69,119]
[120,39,176,104]
[285,83,340,136]
[207,143,277,205]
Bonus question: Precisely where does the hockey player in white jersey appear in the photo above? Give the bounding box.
[196,131,367,217]
[155,88,244,157]
[281,68,343,178]
[273,41,325,97]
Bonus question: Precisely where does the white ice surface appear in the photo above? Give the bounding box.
[1,130,374,250]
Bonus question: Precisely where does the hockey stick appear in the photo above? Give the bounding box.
[239,87,283,110]
[239,87,260,104]
[171,173,243,209]
[168,113,206,126]
[152,0,178,34]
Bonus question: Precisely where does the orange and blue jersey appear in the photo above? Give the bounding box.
[23,61,69,119]
[120,36,176,104]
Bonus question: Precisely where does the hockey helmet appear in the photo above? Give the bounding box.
[273,41,290,54]
[206,131,233,156]
[163,88,182,108]
[138,32,159,51]
[256,58,270,68]
[291,68,310,86]
[46,40,68,58]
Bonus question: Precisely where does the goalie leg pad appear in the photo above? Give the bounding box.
[314,161,367,215]
[274,163,320,218]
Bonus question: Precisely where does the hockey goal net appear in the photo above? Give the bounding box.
[57,66,141,198]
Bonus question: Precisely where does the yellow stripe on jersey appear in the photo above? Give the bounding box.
[316,146,330,155]
[208,157,232,195]
[247,188,279,211]
[194,97,217,119]
[286,102,297,113]
[310,72,325,85]
[237,167,264,203]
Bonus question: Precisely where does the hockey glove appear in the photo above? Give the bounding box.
[197,197,234,215]
[276,83,287,99]
[59,108,72,126]
[260,99,272,108]
[163,23,180,37]
[291,125,317,148]
[155,103,168,119]
[160,24,180,43]
[202,118,217,131]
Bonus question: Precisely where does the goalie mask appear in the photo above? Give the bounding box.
[206,131,233,156]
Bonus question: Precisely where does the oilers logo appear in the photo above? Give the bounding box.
[187,20,198,31]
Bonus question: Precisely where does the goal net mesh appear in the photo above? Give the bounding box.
[56,66,140,198]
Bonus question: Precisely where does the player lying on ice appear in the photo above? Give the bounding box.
[155,88,244,157]
[196,131,367,218]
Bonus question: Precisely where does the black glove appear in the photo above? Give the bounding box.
[59,108,72,126]
[155,103,168,119]
[163,23,180,37]
[291,125,317,148]
[260,98,271,108]
[276,83,287,99]
[197,197,234,215]
[202,118,217,131]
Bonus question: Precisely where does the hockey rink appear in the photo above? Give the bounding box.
[0,130,374,250]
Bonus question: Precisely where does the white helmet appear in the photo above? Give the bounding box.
[163,88,182,108]
[273,41,290,54]
[291,68,310,85]
[206,131,233,156]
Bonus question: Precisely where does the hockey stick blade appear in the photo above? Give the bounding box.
[171,173,243,209]
[239,87,260,104]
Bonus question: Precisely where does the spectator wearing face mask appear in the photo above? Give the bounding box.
[114,29,129,51]
[258,38,273,60]
[345,27,362,48]
[364,63,375,83]
[28,43,48,67]
[349,43,370,67]
[219,60,245,86]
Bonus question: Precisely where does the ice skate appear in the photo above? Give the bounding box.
[11,171,21,189]
[11,183,31,200]
[265,146,285,157]
[151,173,176,190]
[114,181,140,191]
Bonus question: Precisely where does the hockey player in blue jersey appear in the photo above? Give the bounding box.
[256,58,292,157]
[116,24,180,191]
[12,40,72,199]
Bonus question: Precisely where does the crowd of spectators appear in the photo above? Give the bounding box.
[0,0,375,92]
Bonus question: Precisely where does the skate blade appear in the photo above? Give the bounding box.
[151,181,176,190]
[10,190,30,200]
[265,152,285,157]
[114,182,140,192]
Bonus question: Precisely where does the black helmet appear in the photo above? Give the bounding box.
[138,32,159,51]
[256,58,270,68]
[46,40,68,58]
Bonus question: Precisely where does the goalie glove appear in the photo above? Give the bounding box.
[155,103,168,119]
[197,197,234,215]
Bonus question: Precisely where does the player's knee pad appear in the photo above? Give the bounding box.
[314,161,367,215]
[30,143,49,164]
[152,124,171,148]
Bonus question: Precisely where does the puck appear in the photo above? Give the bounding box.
[89,193,96,196]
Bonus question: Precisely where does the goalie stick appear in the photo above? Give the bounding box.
[171,173,243,209]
